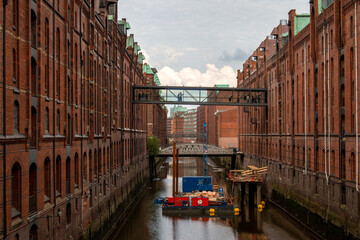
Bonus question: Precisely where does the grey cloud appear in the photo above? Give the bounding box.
[219,48,249,62]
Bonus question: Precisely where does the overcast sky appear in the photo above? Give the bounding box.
[117,0,309,88]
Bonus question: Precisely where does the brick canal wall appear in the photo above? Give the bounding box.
[241,154,359,239]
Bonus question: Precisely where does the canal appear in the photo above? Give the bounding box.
[111,157,313,240]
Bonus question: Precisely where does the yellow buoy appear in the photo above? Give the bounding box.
[210,213,215,216]
[234,208,239,212]
[210,208,215,213]
[261,201,266,207]
[258,204,263,212]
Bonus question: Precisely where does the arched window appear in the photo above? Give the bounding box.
[74,153,79,187]
[29,224,38,240]
[350,16,354,38]
[45,18,49,50]
[31,11,36,47]
[89,150,93,181]
[56,69,60,96]
[66,157,71,195]
[55,156,61,196]
[12,0,18,28]
[30,107,37,147]
[83,152,88,181]
[67,114,71,145]
[45,107,49,134]
[75,114,78,134]
[44,158,51,201]
[31,58,37,96]
[13,49,17,83]
[12,162,21,215]
[56,28,60,96]
[56,109,60,134]
[13,101,19,134]
[29,163,37,214]
[66,203,71,225]
[94,150,98,178]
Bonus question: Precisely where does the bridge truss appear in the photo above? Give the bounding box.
[132,86,267,106]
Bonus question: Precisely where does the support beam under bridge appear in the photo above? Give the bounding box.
[132,85,267,106]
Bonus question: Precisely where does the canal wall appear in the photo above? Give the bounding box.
[81,160,150,240]
[241,154,359,240]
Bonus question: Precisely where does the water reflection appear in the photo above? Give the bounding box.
[111,157,310,240]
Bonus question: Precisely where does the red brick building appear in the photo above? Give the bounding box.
[0,1,153,239]
[143,64,168,147]
[238,0,360,236]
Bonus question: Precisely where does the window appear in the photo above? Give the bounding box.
[13,101,19,134]
[74,153,79,187]
[56,156,61,196]
[31,58,37,96]
[83,153,88,181]
[12,162,21,214]
[29,224,38,240]
[56,70,60,96]
[45,107,49,134]
[45,64,48,94]
[75,114,78,134]
[12,0,18,28]
[89,150,93,181]
[44,158,51,200]
[94,150,98,178]
[31,11,36,47]
[30,107,37,147]
[29,163,37,214]
[66,203,71,225]
[45,18,49,50]
[13,49,17,83]
[56,109,60,134]
[350,16,354,38]
[66,157,71,195]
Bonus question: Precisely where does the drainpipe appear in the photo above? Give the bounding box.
[3,1,8,238]
[327,23,331,178]
[355,2,359,192]
[323,26,328,183]
[304,42,307,175]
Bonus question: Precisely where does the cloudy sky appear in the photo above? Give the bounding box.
[117,0,309,88]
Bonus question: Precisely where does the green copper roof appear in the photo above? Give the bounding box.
[318,0,334,14]
[170,106,188,117]
[294,14,310,36]
[117,19,131,34]
[216,84,229,88]
[134,43,138,55]
[137,45,141,51]
[154,74,161,86]
[215,84,229,95]
[126,35,134,48]
[138,53,145,64]
[143,64,154,75]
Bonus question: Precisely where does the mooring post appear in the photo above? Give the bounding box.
[256,184,261,207]
[234,184,240,208]
[231,154,236,170]
[173,142,176,197]
[176,149,179,195]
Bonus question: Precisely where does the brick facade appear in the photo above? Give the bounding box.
[0,0,155,239]
[237,0,360,236]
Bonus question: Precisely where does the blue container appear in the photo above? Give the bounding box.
[182,176,212,192]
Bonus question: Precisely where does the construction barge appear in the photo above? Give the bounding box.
[157,176,237,216]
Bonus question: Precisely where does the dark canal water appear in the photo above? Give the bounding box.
[111,157,313,240]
